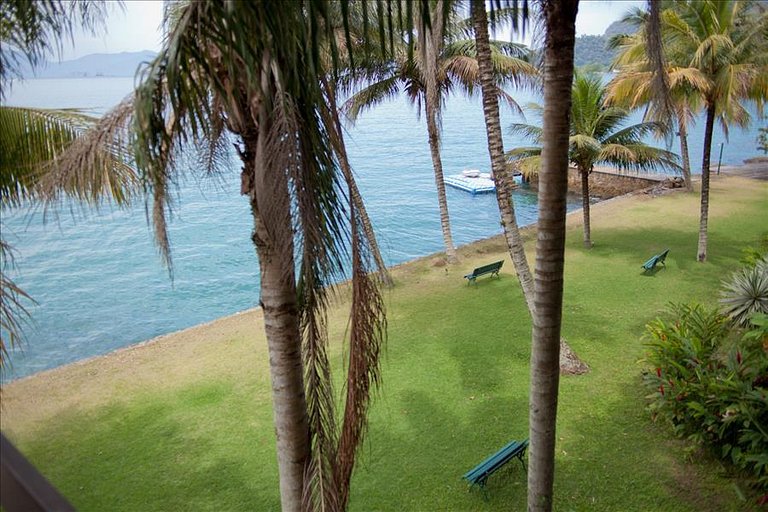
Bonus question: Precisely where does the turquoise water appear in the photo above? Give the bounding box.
[2,77,764,380]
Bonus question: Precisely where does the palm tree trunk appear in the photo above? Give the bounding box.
[470,0,536,315]
[580,167,592,248]
[528,1,578,511]
[677,115,693,192]
[424,91,458,263]
[244,119,310,512]
[423,1,457,264]
[697,102,716,262]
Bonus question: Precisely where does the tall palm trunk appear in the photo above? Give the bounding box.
[423,0,458,263]
[580,166,592,248]
[697,101,716,262]
[242,111,310,512]
[677,114,693,191]
[425,100,458,263]
[529,1,578,511]
[470,0,536,314]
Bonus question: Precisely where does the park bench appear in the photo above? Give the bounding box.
[464,260,504,283]
[462,438,528,494]
[642,248,670,273]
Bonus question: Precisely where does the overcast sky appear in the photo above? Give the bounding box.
[64,0,644,60]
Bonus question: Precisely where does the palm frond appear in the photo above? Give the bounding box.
[508,122,543,143]
[569,134,601,155]
[596,143,680,173]
[505,151,541,178]
[0,105,138,209]
[603,121,663,145]
[342,75,402,122]
[0,239,36,373]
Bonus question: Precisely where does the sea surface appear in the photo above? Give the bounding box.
[2,77,764,381]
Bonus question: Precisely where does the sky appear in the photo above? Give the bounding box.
[64,0,645,60]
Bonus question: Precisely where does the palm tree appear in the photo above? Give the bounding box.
[660,1,768,262]
[508,74,679,248]
[526,2,579,509]
[344,5,537,263]
[50,2,399,510]
[606,7,707,192]
[470,0,536,314]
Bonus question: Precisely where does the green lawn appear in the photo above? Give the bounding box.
[3,176,766,511]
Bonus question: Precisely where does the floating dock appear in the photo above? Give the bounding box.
[445,171,522,195]
[445,172,496,194]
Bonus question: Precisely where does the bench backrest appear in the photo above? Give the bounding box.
[658,248,670,263]
[472,260,503,276]
[463,439,528,483]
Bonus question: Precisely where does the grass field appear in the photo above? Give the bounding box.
[2,175,766,511]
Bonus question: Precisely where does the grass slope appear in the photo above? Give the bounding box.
[2,176,766,511]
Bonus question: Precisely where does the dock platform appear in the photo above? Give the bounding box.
[445,173,496,194]
[445,172,523,194]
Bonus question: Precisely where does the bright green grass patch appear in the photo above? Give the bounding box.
[7,177,768,511]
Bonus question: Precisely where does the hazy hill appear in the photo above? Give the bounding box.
[574,19,638,71]
[21,51,157,79]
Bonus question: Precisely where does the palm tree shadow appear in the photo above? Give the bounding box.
[15,387,275,511]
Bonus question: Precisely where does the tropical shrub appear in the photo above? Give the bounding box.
[643,304,768,494]
[721,257,768,327]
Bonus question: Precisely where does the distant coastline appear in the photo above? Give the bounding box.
[16,50,157,79]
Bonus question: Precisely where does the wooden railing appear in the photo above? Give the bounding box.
[1,432,75,511]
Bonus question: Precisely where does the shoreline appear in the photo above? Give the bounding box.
[7,160,762,387]
[1,173,760,436]
[2,176,680,388]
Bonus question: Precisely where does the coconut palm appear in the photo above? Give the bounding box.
[524,1,579,509]
[47,2,402,510]
[470,1,536,314]
[344,5,537,263]
[661,1,768,262]
[606,7,707,192]
[508,74,679,248]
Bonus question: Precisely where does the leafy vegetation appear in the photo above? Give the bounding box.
[643,304,768,498]
[721,258,768,327]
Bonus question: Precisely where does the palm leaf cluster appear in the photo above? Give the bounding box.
[342,23,535,121]
[508,73,679,247]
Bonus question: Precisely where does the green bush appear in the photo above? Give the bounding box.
[643,305,768,494]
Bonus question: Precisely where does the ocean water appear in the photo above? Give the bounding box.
[1,77,764,381]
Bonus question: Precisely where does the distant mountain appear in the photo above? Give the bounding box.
[574,19,638,72]
[21,51,157,79]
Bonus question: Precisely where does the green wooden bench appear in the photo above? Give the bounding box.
[642,248,670,272]
[462,438,528,494]
[464,260,504,283]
